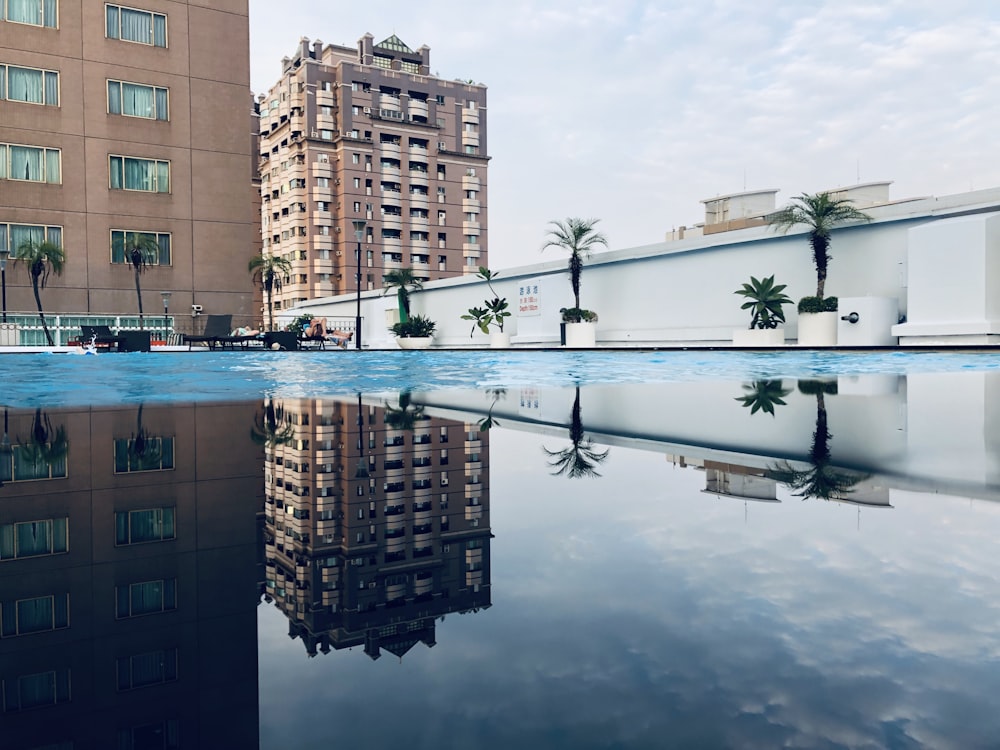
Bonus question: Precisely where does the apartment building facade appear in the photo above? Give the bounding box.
[257,34,489,312]
[0,1,257,323]
[262,396,492,659]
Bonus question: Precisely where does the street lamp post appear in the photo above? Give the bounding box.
[0,244,9,324]
[160,291,172,344]
[352,220,366,350]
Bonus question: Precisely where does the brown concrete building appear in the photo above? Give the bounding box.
[261,396,492,659]
[0,402,261,748]
[0,2,257,327]
[257,34,489,312]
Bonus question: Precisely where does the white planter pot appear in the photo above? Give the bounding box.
[564,321,597,348]
[797,311,838,347]
[732,327,785,347]
[396,336,433,350]
[489,331,511,349]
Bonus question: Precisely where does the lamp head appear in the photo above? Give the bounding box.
[352,219,367,241]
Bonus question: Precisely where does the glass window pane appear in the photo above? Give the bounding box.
[7,0,41,26]
[45,149,60,183]
[106,4,119,39]
[17,595,53,633]
[44,71,58,105]
[153,13,166,47]
[157,234,170,265]
[108,80,121,114]
[0,144,6,179]
[0,524,14,559]
[155,87,168,120]
[120,7,151,44]
[16,520,51,556]
[8,66,43,103]
[129,509,160,543]
[9,145,42,181]
[52,517,68,553]
[17,671,56,709]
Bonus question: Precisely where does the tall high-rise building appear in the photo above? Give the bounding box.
[0,2,257,323]
[257,34,489,312]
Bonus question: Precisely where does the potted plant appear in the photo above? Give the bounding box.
[768,192,872,347]
[732,274,793,346]
[461,267,512,348]
[542,218,608,348]
[390,314,436,349]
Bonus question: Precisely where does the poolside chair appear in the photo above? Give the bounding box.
[183,314,234,350]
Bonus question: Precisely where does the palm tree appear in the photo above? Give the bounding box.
[543,387,610,478]
[249,254,292,332]
[115,232,160,329]
[15,239,64,346]
[768,192,872,300]
[541,218,608,312]
[768,380,869,500]
[382,268,423,323]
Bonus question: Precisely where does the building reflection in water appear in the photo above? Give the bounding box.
[261,394,493,660]
[0,403,261,750]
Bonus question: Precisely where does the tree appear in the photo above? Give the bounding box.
[768,192,872,300]
[16,408,68,475]
[249,254,292,332]
[116,232,160,329]
[543,387,610,479]
[768,380,869,500]
[384,391,425,431]
[383,268,423,323]
[15,239,64,346]
[541,218,608,312]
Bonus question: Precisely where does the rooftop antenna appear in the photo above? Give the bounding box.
[856,159,860,183]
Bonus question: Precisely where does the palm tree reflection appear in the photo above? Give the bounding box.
[17,408,68,477]
[735,380,792,417]
[252,398,295,449]
[384,391,425,431]
[477,388,506,432]
[768,380,869,500]
[543,386,609,478]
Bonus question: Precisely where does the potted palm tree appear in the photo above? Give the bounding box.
[390,313,436,349]
[249,253,292,332]
[542,218,608,348]
[15,238,64,346]
[382,267,423,326]
[542,386,610,477]
[768,192,872,346]
[733,274,793,346]
[461,267,512,348]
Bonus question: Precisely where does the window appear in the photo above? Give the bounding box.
[0,63,59,105]
[115,508,175,545]
[117,719,179,749]
[113,435,174,471]
[3,0,58,27]
[107,79,168,120]
[109,155,169,193]
[117,647,178,691]
[2,669,71,712]
[316,177,329,188]
[0,518,68,560]
[0,143,60,183]
[352,153,360,164]
[105,3,167,47]
[0,594,70,637]
[115,578,176,618]
[110,230,171,266]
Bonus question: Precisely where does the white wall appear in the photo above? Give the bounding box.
[287,188,1000,348]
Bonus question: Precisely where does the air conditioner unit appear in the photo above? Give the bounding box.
[363,107,371,114]
[368,581,377,589]
[438,142,446,150]
[311,130,319,137]
[334,226,341,232]
[443,544,450,553]
[336,250,343,256]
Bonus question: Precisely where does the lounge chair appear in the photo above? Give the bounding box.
[182,314,259,350]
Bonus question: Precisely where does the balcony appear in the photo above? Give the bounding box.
[409,99,429,119]
[380,140,402,157]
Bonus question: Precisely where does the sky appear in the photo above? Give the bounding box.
[248,0,1000,269]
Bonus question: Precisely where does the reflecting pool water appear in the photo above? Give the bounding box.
[1,353,1000,749]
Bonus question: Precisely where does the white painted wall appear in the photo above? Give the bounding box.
[286,188,1000,348]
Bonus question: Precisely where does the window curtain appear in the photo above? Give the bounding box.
[8,66,42,104]
[43,0,55,27]
[44,71,58,105]
[16,521,52,556]
[153,14,166,47]
[157,234,170,265]
[46,225,60,248]
[109,155,123,189]
[155,161,168,192]
[122,82,153,118]
[9,224,43,258]
[0,144,6,179]
[124,157,151,191]
[115,511,129,544]
[10,146,42,181]
[108,80,121,114]
[105,4,119,39]
[17,671,56,709]
[155,87,168,120]
[0,525,13,559]
[6,0,40,25]
[130,509,160,543]
[130,580,163,615]
[120,7,151,44]
[17,596,53,634]
[0,225,6,257]
[52,518,67,552]
[45,149,59,183]
[0,66,5,99]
